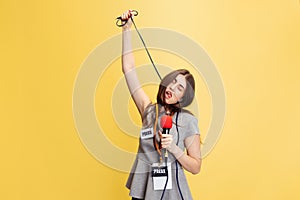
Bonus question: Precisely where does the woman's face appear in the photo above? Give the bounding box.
[164,74,187,105]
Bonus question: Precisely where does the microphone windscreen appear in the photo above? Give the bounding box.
[160,115,173,129]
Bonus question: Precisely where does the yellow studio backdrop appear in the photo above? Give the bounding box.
[0,0,299,199]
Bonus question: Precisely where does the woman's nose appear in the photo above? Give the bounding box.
[170,84,176,91]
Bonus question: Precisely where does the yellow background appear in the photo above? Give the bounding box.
[1,0,300,199]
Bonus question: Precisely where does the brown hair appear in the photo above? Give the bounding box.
[156,69,195,114]
[142,69,195,127]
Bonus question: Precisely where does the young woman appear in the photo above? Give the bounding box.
[121,10,201,200]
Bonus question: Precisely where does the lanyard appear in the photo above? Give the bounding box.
[153,103,163,163]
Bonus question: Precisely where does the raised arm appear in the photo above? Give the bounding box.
[121,10,151,116]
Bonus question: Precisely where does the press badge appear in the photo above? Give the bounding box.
[152,162,172,190]
[140,127,154,139]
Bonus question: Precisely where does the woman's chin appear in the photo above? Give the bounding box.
[164,99,170,105]
[165,99,176,105]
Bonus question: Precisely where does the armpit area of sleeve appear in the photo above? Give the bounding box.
[186,116,200,138]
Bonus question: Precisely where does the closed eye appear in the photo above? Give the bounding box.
[178,85,184,92]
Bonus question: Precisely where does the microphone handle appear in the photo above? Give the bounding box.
[161,128,170,165]
[162,128,170,134]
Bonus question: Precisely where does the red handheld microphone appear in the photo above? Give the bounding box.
[160,115,172,163]
[160,115,173,134]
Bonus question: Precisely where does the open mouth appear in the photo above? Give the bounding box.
[165,91,172,99]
